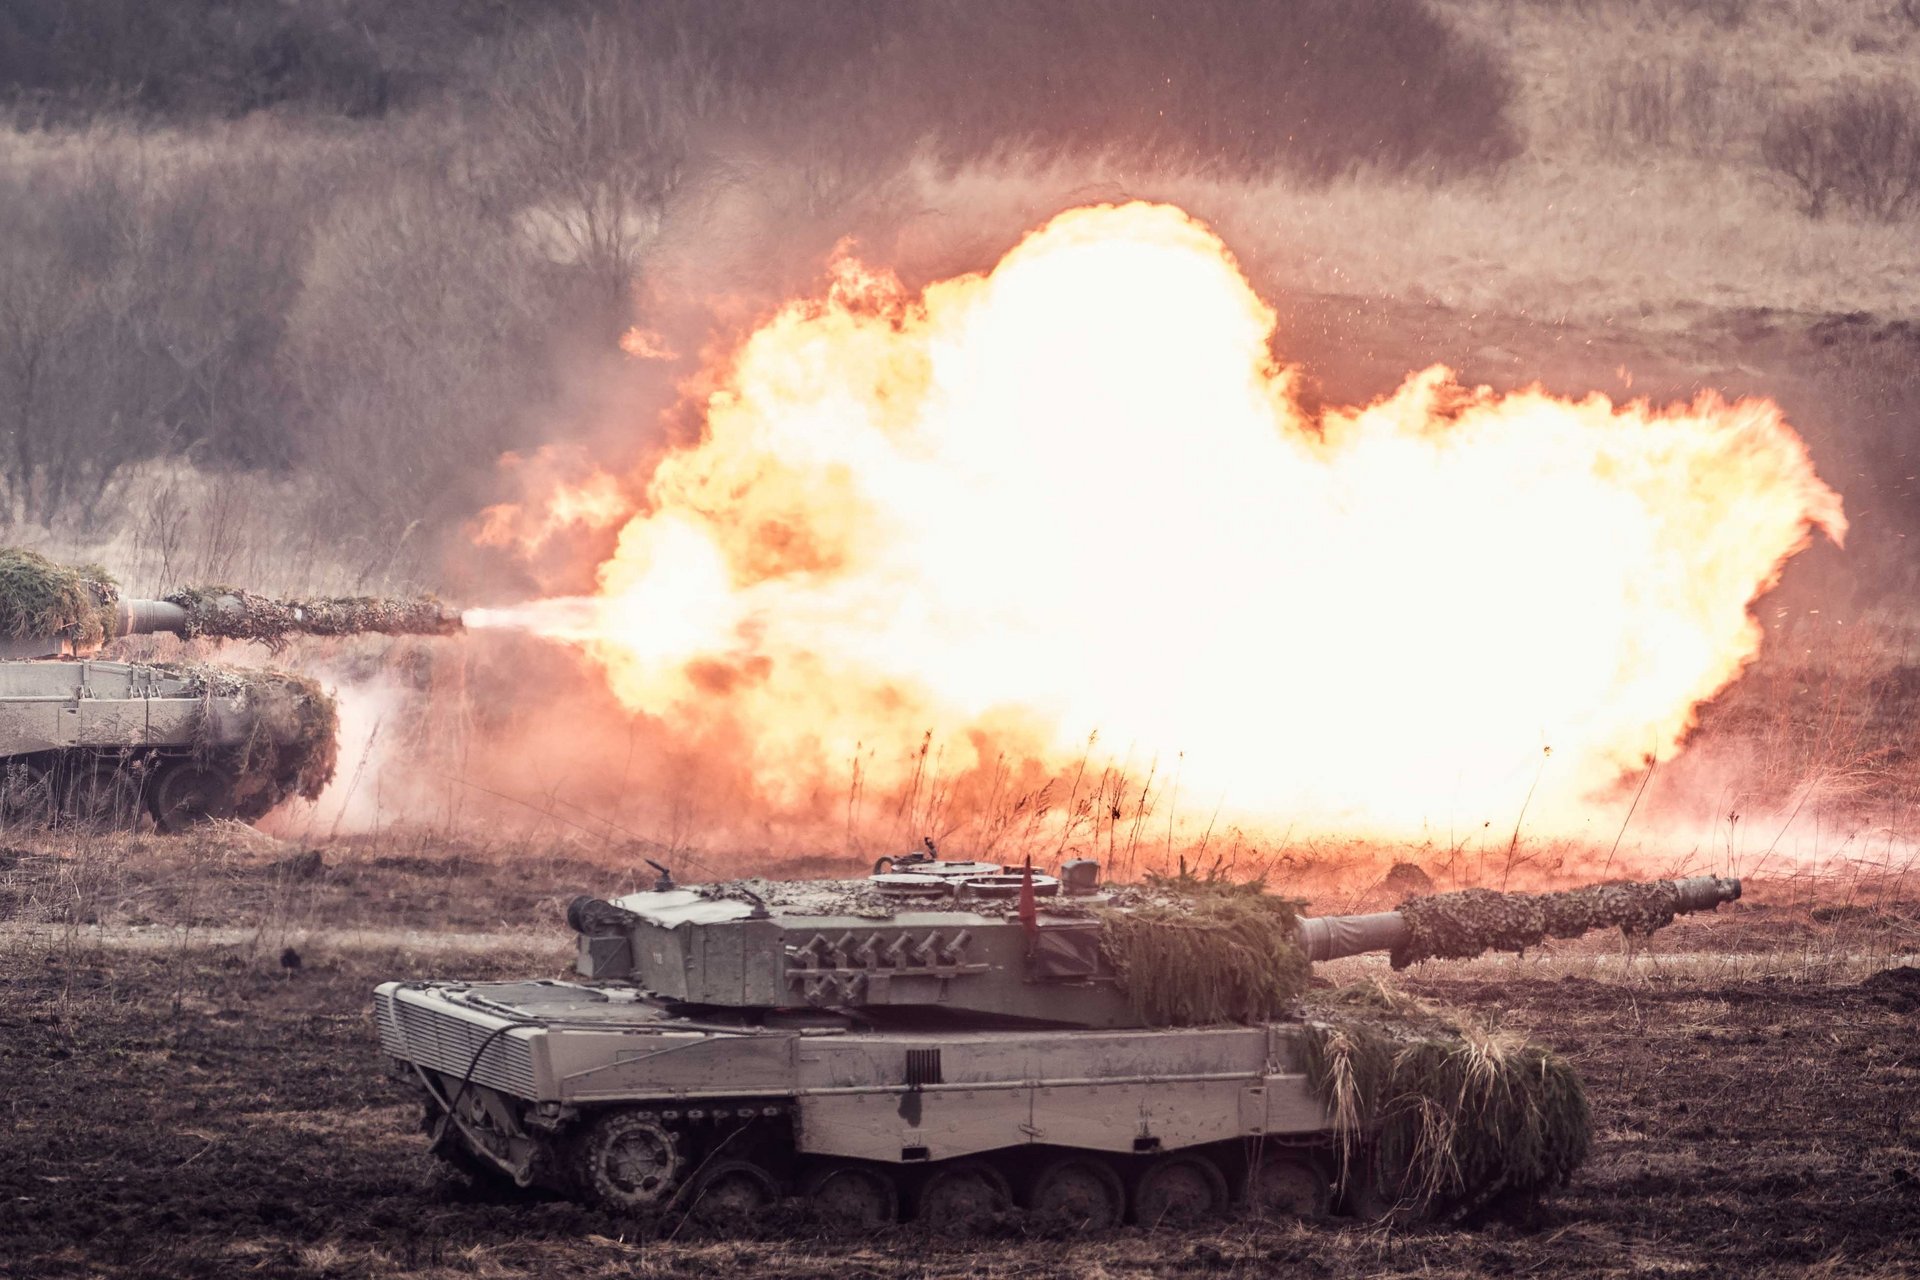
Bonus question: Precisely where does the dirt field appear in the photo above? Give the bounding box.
[2,843,1916,1280]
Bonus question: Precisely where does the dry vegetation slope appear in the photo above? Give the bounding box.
[3,0,1915,576]
[1215,0,1920,318]
[0,0,1512,577]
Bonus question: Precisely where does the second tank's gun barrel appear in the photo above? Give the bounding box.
[109,590,465,646]
[1296,874,1742,967]
[110,599,191,638]
[0,547,461,658]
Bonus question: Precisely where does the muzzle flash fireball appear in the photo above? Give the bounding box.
[477,202,1844,838]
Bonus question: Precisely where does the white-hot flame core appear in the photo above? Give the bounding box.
[494,203,1845,836]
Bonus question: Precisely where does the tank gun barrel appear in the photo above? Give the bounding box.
[1670,874,1742,913]
[1296,911,1409,963]
[108,591,464,645]
[110,599,190,638]
[1297,874,1742,966]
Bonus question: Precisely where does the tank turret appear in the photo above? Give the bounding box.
[0,548,463,829]
[562,867,1740,1028]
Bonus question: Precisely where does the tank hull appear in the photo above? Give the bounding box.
[375,978,1339,1222]
[0,658,331,830]
[0,659,234,752]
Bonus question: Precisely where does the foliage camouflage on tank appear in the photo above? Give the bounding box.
[168,663,342,806]
[1390,879,1722,967]
[0,548,118,650]
[1303,984,1591,1219]
[164,586,462,648]
[1096,885,1309,1026]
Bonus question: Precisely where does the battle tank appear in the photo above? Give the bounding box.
[0,549,461,831]
[374,856,1741,1229]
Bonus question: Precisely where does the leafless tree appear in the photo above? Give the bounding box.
[1824,84,1920,220]
[484,14,705,321]
[0,230,84,523]
[1764,103,1840,218]
[283,167,561,555]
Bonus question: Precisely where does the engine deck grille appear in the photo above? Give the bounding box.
[376,988,538,1099]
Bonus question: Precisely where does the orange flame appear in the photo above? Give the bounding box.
[493,203,1844,837]
[618,327,679,361]
[473,446,631,554]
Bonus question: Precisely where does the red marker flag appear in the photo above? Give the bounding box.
[1017,859,1038,935]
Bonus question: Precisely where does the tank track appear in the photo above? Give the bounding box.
[412,1069,1352,1231]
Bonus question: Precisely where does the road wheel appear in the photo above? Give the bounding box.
[148,761,239,832]
[60,762,142,831]
[1246,1152,1331,1219]
[914,1159,1012,1226]
[683,1158,781,1225]
[1027,1155,1125,1230]
[575,1111,684,1213]
[802,1161,898,1227]
[1131,1154,1227,1227]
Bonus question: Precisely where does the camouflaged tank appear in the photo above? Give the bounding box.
[374,855,1739,1229]
[0,549,460,831]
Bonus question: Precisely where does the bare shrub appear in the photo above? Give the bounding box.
[489,0,1520,188]
[0,159,195,526]
[1589,57,1754,154]
[283,166,562,563]
[0,131,334,532]
[482,15,703,320]
[1763,82,1920,221]
[913,0,1523,181]
[1763,102,1841,218]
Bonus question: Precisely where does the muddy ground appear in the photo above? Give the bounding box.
[1,845,1917,1279]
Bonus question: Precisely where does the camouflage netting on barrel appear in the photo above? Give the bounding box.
[1098,887,1308,1026]
[1391,880,1689,968]
[0,549,116,648]
[166,587,459,648]
[1304,986,1591,1219]
[176,665,340,809]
